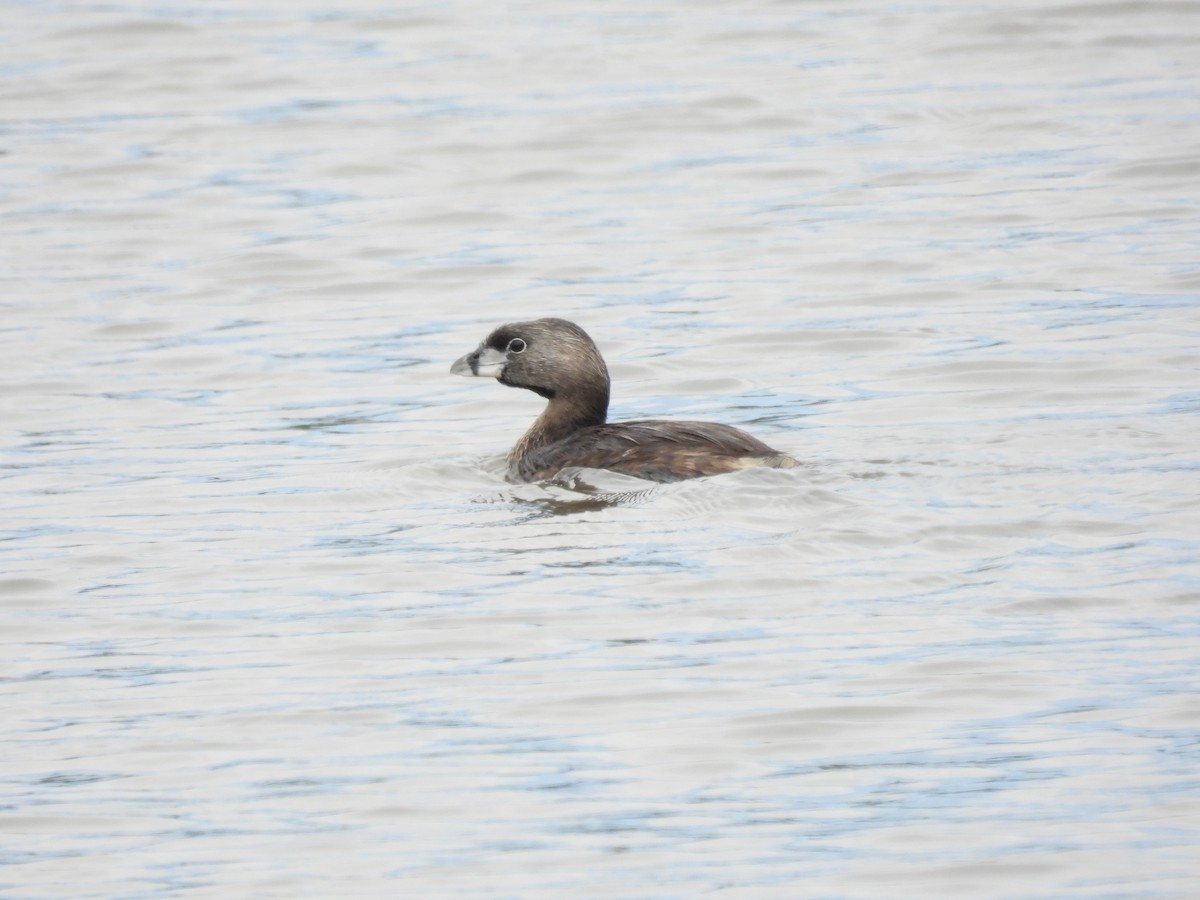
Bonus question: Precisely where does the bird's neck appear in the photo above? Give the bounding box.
[511,387,609,462]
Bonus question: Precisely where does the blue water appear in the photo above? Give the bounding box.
[2,0,1200,896]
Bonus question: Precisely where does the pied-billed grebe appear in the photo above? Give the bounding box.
[451,317,798,483]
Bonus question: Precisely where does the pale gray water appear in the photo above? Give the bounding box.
[2,1,1199,896]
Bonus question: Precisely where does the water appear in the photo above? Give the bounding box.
[3,1,1199,896]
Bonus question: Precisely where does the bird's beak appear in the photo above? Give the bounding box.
[450,345,507,378]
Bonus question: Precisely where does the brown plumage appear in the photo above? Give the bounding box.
[451,317,798,483]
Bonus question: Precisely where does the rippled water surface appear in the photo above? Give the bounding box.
[3,1,1200,896]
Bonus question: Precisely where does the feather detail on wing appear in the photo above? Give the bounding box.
[512,419,797,483]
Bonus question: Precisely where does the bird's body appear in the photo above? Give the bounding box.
[451,317,796,483]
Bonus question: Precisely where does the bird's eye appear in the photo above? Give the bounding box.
[507,338,526,353]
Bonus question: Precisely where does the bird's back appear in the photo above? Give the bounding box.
[511,419,797,483]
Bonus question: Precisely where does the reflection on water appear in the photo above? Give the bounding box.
[3,0,1200,896]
